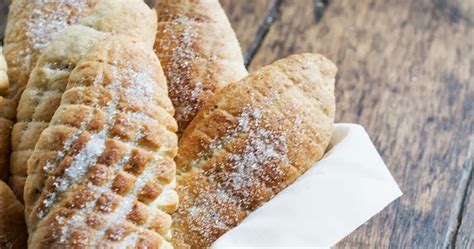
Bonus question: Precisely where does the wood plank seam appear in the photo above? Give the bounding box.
[444,137,474,248]
[243,0,284,67]
[244,0,332,68]
[314,0,330,22]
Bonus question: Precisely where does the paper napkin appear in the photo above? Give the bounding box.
[212,123,402,248]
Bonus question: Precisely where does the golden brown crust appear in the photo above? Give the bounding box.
[1,0,99,197]
[0,180,27,249]
[0,47,10,181]
[10,0,158,202]
[3,0,97,100]
[154,0,247,135]
[0,46,8,94]
[25,36,178,248]
[173,53,337,247]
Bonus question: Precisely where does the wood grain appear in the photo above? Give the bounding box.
[250,0,474,248]
[220,0,279,65]
[455,139,473,248]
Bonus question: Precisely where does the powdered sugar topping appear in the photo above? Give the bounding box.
[176,100,301,242]
[160,15,204,131]
[34,50,175,246]
[27,0,88,50]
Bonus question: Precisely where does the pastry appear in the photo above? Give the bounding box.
[24,36,178,248]
[0,46,8,93]
[172,53,336,247]
[10,26,106,202]
[0,46,9,181]
[11,0,157,202]
[154,0,247,135]
[1,0,98,192]
[0,180,27,249]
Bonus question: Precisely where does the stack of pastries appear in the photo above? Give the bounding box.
[0,0,336,248]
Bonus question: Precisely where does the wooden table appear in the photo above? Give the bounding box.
[1,0,473,248]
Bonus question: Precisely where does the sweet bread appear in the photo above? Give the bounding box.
[0,47,9,181]
[172,53,336,247]
[0,180,27,249]
[24,36,178,248]
[154,0,247,135]
[1,0,98,192]
[11,0,157,202]
[0,46,8,93]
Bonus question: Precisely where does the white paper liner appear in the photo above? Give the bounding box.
[212,123,402,248]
